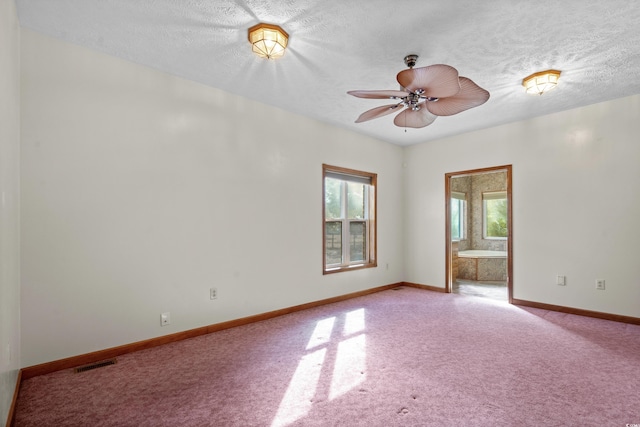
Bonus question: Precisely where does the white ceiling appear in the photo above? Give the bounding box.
[15,0,640,146]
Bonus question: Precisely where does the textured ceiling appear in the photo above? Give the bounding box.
[15,0,640,146]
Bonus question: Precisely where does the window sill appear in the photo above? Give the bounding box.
[323,262,377,275]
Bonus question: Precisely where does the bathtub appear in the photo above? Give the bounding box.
[458,250,507,259]
[456,250,507,281]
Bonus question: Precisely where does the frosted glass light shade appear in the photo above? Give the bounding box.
[248,23,288,59]
[522,70,561,95]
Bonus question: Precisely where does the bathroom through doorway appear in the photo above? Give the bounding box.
[445,165,513,302]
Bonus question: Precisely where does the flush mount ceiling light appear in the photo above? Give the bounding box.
[248,23,288,59]
[522,70,561,95]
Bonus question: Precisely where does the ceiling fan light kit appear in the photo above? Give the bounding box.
[522,70,561,95]
[348,55,490,129]
[248,23,289,59]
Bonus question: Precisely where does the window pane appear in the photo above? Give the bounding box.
[347,182,365,219]
[325,221,343,265]
[451,198,461,240]
[485,198,508,237]
[349,221,366,262]
[325,178,342,219]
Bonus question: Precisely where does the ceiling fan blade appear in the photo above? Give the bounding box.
[393,104,437,128]
[355,103,405,123]
[424,77,490,116]
[347,90,408,99]
[397,64,461,98]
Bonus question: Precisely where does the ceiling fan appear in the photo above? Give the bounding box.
[347,55,490,128]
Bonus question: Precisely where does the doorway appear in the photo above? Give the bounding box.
[445,165,513,303]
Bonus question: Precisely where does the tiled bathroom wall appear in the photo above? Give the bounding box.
[452,170,508,282]
[451,171,507,251]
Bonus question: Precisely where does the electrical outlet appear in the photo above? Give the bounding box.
[556,275,566,286]
[160,312,171,326]
[210,287,217,300]
[596,279,606,290]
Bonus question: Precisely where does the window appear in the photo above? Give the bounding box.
[483,191,508,239]
[451,191,467,241]
[323,164,376,274]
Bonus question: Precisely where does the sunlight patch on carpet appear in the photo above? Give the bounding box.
[272,309,369,426]
[344,308,365,335]
[306,316,336,350]
[329,333,366,400]
[271,348,326,427]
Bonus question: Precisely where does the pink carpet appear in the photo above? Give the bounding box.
[14,287,640,426]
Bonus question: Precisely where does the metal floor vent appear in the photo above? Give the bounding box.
[74,358,117,373]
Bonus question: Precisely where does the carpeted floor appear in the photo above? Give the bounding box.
[14,287,640,426]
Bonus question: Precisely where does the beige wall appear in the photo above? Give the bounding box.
[404,95,640,317]
[0,0,21,422]
[20,29,405,367]
[12,12,640,372]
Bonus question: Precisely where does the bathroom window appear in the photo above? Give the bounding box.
[451,191,466,241]
[483,191,508,239]
[323,164,376,274]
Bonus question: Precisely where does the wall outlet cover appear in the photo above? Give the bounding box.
[160,312,171,326]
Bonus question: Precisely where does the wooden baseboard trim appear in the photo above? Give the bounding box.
[13,284,637,426]
[511,298,640,325]
[20,283,403,380]
[5,369,21,427]
[402,282,446,293]
[398,283,640,325]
